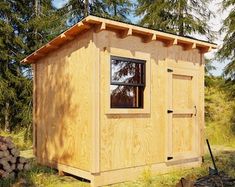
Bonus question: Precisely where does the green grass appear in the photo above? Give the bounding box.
[22,161,90,187]
[0,147,234,187]
[0,132,234,187]
[0,158,90,187]
[109,149,235,187]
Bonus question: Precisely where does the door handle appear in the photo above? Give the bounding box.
[194,106,197,116]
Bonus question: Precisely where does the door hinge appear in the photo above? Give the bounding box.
[167,68,173,73]
[167,110,173,113]
[167,156,173,160]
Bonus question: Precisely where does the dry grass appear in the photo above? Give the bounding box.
[0,129,32,151]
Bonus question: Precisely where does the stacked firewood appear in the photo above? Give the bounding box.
[0,136,30,179]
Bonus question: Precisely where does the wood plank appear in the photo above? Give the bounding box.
[167,67,173,159]
[94,22,106,33]
[46,44,59,49]
[93,158,201,186]
[142,33,157,43]
[169,67,198,160]
[21,15,217,64]
[32,64,37,156]
[173,109,194,115]
[118,28,132,38]
[38,158,93,180]
[60,33,74,41]
[91,32,100,174]
[36,30,94,171]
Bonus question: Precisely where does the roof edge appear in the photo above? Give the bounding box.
[21,15,217,64]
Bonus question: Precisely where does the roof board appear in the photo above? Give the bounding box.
[21,15,217,64]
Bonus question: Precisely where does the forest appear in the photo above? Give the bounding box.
[0,0,234,186]
[1,0,234,144]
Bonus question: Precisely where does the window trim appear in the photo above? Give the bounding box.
[110,56,146,109]
[104,52,151,115]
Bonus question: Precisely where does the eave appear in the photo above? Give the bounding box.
[21,15,217,64]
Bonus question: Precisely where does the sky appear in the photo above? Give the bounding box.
[52,0,68,8]
[52,0,229,76]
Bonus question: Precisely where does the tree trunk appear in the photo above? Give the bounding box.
[84,0,89,16]
[4,102,10,132]
[178,0,184,36]
[114,2,117,16]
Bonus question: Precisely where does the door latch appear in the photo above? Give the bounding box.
[167,156,173,160]
[167,110,173,113]
[167,69,173,73]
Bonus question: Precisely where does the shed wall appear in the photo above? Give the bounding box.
[94,30,205,172]
[34,30,94,171]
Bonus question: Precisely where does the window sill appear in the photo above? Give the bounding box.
[105,108,150,115]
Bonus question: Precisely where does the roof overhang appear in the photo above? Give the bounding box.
[21,15,217,64]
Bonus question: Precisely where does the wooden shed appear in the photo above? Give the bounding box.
[21,15,217,187]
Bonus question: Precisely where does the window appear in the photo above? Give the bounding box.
[110,56,146,108]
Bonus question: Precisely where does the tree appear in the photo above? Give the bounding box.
[135,0,214,38]
[218,0,235,80]
[59,0,86,26]
[24,0,66,52]
[204,58,216,87]
[0,0,29,131]
[98,0,132,21]
[60,0,132,26]
[0,0,64,132]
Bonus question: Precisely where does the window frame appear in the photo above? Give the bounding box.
[110,56,146,109]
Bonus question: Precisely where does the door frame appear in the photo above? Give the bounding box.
[167,66,199,161]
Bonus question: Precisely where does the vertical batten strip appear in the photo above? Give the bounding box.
[173,38,178,45]
[32,64,37,157]
[95,22,106,33]
[200,56,205,157]
[91,32,100,174]
[167,63,173,159]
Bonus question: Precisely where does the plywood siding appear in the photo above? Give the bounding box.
[94,30,204,172]
[35,30,94,171]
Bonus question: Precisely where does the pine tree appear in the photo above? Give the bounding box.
[60,0,87,26]
[0,0,28,131]
[218,0,235,80]
[0,0,64,132]
[24,0,66,52]
[135,0,213,38]
[97,0,132,21]
[60,0,132,26]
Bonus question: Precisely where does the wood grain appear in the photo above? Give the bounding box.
[36,30,93,171]
[34,27,205,186]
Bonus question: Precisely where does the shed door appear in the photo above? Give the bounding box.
[167,67,198,161]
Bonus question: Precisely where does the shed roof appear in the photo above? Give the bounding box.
[21,15,217,64]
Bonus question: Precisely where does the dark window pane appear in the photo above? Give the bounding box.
[110,56,145,109]
[110,85,143,108]
[111,59,144,84]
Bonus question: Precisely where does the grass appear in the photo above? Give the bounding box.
[0,158,90,187]
[109,148,235,187]
[0,147,234,187]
